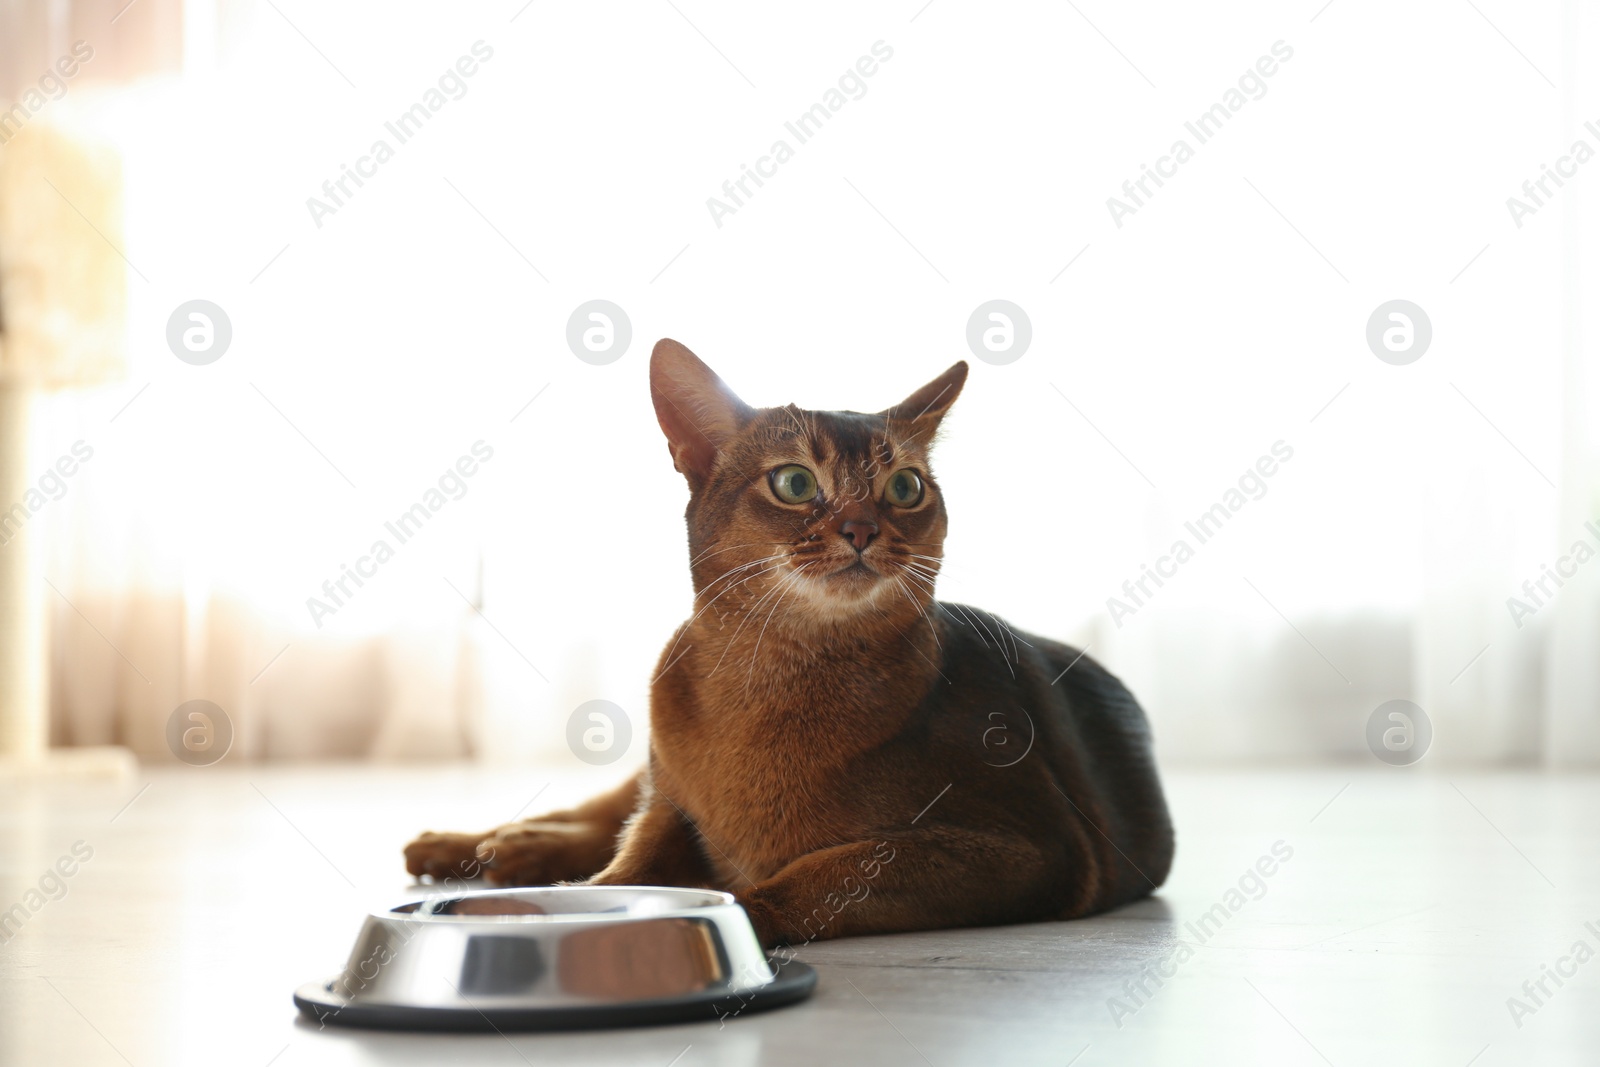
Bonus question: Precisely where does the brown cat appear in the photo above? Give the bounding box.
[405,339,1173,947]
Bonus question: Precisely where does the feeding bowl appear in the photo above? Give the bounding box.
[294,885,816,1031]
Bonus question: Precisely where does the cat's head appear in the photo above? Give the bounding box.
[649,338,965,624]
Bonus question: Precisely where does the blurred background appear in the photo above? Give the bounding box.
[1,0,1596,773]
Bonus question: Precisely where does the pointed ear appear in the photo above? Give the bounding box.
[880,361,968,443]
[649,338,754,488]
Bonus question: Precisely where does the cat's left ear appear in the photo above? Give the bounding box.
[881,361,968,441]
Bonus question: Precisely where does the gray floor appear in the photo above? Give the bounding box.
[2,764,1596,1066]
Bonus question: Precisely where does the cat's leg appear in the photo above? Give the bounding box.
[404,771,641,885]
[586,788,719,889]
[477,771,644,885]
[734,829,1074,948]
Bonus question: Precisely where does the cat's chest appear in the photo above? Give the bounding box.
[648,631,935,879]
[652,696,867,878]
[656,651,911,767]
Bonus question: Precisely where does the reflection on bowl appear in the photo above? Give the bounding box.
[427,896,547,916]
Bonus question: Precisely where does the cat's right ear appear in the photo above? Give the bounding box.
[649,339,753,489]
[880,361,968,447]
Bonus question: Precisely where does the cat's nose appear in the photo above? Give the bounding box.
[840,520,879,553]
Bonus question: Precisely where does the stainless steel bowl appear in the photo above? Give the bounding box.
[294,885,816,1031]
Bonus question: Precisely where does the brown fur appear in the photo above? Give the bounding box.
[406,339,1173,946]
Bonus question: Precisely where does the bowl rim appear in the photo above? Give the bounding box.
[381,884,740,924]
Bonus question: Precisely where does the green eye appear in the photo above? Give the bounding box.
[885,469,924,507]
[770,465,818,504]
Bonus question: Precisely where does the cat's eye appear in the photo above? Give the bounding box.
[770,465,819,504]
[885,469,925,508]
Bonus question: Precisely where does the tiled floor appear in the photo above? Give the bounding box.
[2,764,1596,1066]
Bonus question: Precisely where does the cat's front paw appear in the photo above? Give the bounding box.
[404,830,490,881]
[476,821,616,886]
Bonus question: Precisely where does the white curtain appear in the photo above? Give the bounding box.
[24,0,1600,765]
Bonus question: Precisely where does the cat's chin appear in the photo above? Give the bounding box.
[787,558,904,616]
[827,559,877,581]
[807,557,883,594]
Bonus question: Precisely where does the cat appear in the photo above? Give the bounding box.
[405,338,1174,947]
